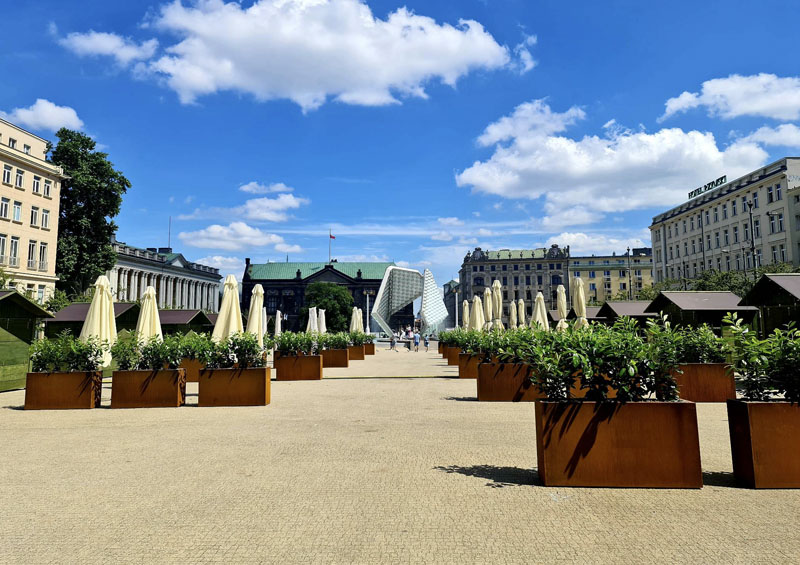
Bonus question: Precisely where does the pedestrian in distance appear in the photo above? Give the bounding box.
[414,331,420,352]
[423,335,429,352]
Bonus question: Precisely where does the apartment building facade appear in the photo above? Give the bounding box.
[569,248,653,304]
[0,118,66,303]
[650,158,800,283]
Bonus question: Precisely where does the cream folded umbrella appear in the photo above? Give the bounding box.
[532,291,550,331]
[509,300,517,329]
[212,274,244,342]
[274,309,282,336]
[462,300,470,330]
[262,307,268,339]
[483,287,493,330]
[556,285,569,332]
[357,308,364,333]
[573,277,589,329]
[349,307,359,333]
[491,280,504,330]
[469,295,483,331]
[317,308,327,334]
[245,284,265,348]
[79,275,117,367]
[135,286,163,344]
[517,298,526,328]
[306,306,318,333]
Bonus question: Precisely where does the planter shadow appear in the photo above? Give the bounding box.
[443,396,477,402]
[433,464,539,488]
[701,471,738,488]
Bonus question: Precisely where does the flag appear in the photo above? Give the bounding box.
[330,234,336,239]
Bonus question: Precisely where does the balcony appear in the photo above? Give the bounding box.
[39,261,48,271]
[9,257,19,268]
[27,259,37,270]
[0,255,5,266]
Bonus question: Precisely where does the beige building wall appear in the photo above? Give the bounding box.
[0,119,65,303]
[569,252,654,304]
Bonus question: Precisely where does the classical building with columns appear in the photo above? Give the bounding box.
[106,239,222,312]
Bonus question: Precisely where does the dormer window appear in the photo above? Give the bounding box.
[8,138,16,149]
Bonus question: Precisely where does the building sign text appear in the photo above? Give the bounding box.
[688,175,727,200]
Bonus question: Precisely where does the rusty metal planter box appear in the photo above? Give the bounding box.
[458,353,480,379]
[727,400,800,488]
[111,369,186,408]
[477,363,541,402]
[535,400,702,488]
[24,371,103,410]
[347,345,365,361]
[198,367,271,406]
[674,363,735,402]
[275,355,323,381]
[438,342,443,355]
[446,346,461,365]
[179,358,204,383]
[364,343,375,355]
[322,349,349,368]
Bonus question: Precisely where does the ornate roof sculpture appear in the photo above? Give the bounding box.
[371,266,450,336]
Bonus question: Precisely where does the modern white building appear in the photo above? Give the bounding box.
[650,158,800,283]
[106,238,222,311]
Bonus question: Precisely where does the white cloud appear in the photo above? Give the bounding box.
[336,253,391,262]
[437,217,464,226]
[659,73,800,122]
[180,193,309,222]
[739,124,800,148]
[60,30,158,66]
[458,237,478,245]
[275,242,303,253]
[239,181,294,194]
[76,0,518,109]
[193,255,245,278]
[0,99,84,131]
[456,99,767,225]
[431,231,454,241]
[546,232,647,256]
[512,34,537,75]
[178,221,296,251]
[477,228,493,236]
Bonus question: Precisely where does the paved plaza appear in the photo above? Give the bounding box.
[1,348,799,564]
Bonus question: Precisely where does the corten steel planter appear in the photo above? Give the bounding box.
[198,367,271,406]
[179,358,204,383]
[438,342,443,355]
[24,372,103,410]
[275,355,323,381]
[446,346,461,366]
[364,343,376,356]
[348,345,366,361]
[111,369,187,408]
[535,400,702,488]
[673,363,735,402]
[322,348,349,368]
[458,353,480,379]
[727,400,800,488]
[477,363,542,402]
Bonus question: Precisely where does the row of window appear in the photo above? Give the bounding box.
[1,136,32,155]
[664,214,786,261]
[471,263,563,272]
[2,165,53,196]
[574,270,646,278]
[0,234,48,271]
[0,197,50,228]
[472,275,563,286]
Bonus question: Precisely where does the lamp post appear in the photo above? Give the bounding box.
[626,246,633,300]
[363,289,375,334]
[746,200,758,281]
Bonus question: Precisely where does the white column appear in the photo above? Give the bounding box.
[194,281,200,309]
[130,270,138,302]
[182,279,188,308]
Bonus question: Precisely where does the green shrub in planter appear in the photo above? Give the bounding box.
[274,331,317,356]
[30,331,105,373]
[676,324,726,364]
[179,332,215,362]
[321,332,350,350]
[202,333,268,369]
[111,335,184,370]
[348,331,373,347]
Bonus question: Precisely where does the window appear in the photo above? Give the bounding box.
[32,176,41,194]
[690,216,695,230]
[30,206,38,226]
[699,238,704,251]
[603,270,611,277]
[479,265,484,272]
[43,179,51,197]
[8,138,16,149]
[490,265,495,271]
[716,257,721,270]
[754,218,761,238]
[724,229,729,246]
[776,184,782,201]
[767,186,774,203]
[744,222,750,241]
[501,265,507,271]
[669,248,674,260]
[502,276,507,285]
[778,213,784,232]
[556,263,562,270]
[525,264,530,271]
[537,264,542,270]
[714,207,719,222]
[715,232,720,248]
[732,200,737,216]
[12,201,21,222]
[736,255,741,271]
[722,204,727,219]
[23,144,31,155]
[683,243,688,257]
[15,169,23,188]
[37,285,45,304]
[769,214,776,234]
[756,249,763,266]
[705,210,710,225]
[733,226,739,244]
[753,192,759,208]
[525,276,531,285]
[691,240,697,254]
[618,270,626,277]
[635,269,642,276]
[27,240,37,269]
[536,275,543,285]
[725,256,730,271]
[513,264,518,271]
[619,282,627,290]
[0,198,8,219]
[513,276,519,285]
[706,234,712,250]
[473,277,484,286]
[573,272,580,278]
[549,263,556,270]
[668,226,672,238]
[682,220,687,233]
[780,244,786,262]
[472,266,477,272]
[38,242,47,270]
[9,237,19,267]
[772,246,778,263]
[0,234,5,263]
[588,283,596,291]
[2,165,10,184]
[746,254,752,269]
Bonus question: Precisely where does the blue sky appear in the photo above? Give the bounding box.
[3,0,800,287]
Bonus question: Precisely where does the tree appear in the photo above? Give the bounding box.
[692,269,751,297]
[636,278,681,301]
[301,282,354,332]
[49,129,130,295]
[0,267,15,290]
[44,289,71,313]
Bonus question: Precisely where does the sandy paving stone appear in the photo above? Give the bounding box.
[1,348,798,563]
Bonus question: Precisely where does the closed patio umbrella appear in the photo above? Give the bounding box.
[462,300,470,330]
[135,286,162,344]
[509,299,518,329]
[212,274,243,342]
[262,307,268,340]
[491,280,503,330]
[274,309,282,337]
[246,284,265,348]
[469,295,483,331]
[532,291,549,331]
[80,275,117,367]
[317,308,327,334]
[349,307,359,333]
[357,308,364,333]
[483,287,493,330]
[556,285,569,332]
[573,277,589,329]
[306,306,318,333]
[517,298,526,328]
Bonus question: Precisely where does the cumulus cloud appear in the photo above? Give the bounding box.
[437,217,464,226]
[193,255,245,271]
[180,193,309,222]
[546,232,647,256]
[59,30,158,66]
[513,35,537,74]
[738,124,800,148]
[178,221,298,251]
[659,73,800,122]
[431,231,454,241]
[64,0,518,110]
[456,99,767,225]
[239,181,293,194]
[0,99,84,131]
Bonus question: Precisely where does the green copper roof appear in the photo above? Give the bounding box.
[486,249,547,260]
[247,261,395,281]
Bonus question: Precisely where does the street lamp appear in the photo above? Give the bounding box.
[626,246,633,300]
[745,200,758,281]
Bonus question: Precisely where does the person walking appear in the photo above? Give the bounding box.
[423,334,429,352]
[390,334,397,351]
[413,331,420,352]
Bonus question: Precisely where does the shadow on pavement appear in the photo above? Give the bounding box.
[443,396,477,401]
[701,471,738,488]
[434,464,539,488]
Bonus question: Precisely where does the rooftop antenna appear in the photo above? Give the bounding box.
[286,254,288,262]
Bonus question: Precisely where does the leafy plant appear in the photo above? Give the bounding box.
[725,313,771,400]
[274,331,317,356]
[110,334,140,370]
[30,331,105,373]
[202,332,267,369]
[179,332,215,361]
[766,325,800,404]
[320,332,350,350]
[348,331,373,346]
[676,324,726,363]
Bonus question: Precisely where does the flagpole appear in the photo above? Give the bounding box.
[328,229,331,263]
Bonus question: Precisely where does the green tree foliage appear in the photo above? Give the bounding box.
[636,279,681,301]
[44,289,71,313]
[692,269,752,297]
[48,129,130,295]
[301,282,354,332]
[0,267,15,290]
